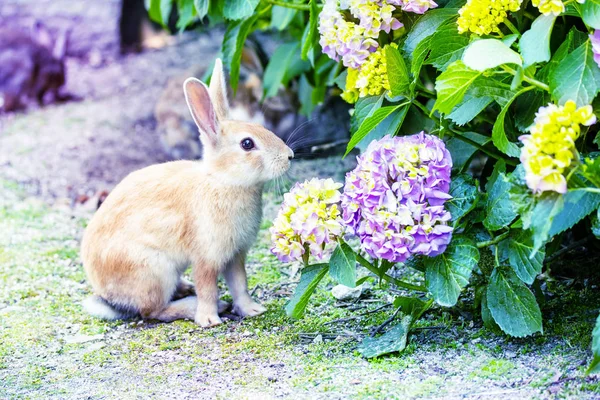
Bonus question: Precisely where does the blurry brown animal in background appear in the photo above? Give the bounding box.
[0,22,70,112]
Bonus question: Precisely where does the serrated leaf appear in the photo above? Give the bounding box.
[177,0,196,30]
[447,95,493,126]
[411,36,431,78]
[445,131,491,171]
[492,86,532,157]
[484,162,517,231]
[221,15,258,92]
[498,231,545,285]
[463,39,522,71]
[301,0,319,60]
[487,267,543,337]
[446,174,479,225]
[481,290,501,331]
[285,264,329,319]
[350,95,384,134]
[194,0,209,19]
[425,237,480,307]
[549,40,600,107]
[358,315,412,358]
[592,208,600,239]
[386,46,410,97]
[270,5,296,30]
[404,8,459,55]
[329,242,357,288]
[520,15,556,67]
[356,105,409,153]
[148,0,173,25]
[548,189,600,237]
[529,192,564,254]
[427,21,470,70]
[223,0,259,20]
[345,104,407,156]
[582,0,600,29]
[515,89,550,131]
[263,43,302,98]
[587,313,600,374]
[433,61,482,115]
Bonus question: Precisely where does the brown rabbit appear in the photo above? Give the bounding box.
[81,59,294,327]
[0,22,69,112]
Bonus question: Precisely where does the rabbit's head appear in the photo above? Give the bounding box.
[183,59,294,186]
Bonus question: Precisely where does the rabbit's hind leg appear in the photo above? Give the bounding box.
[149,296,198,322]
[171,277,195,300]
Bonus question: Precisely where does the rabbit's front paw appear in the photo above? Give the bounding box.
[234,301,267,318]
[195,312,223,328]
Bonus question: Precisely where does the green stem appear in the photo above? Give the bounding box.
[356,254,427,292]
[503,19,520,36]
[572,187,600,194]
[476,231,510,249]
[447,128,519,167]
[263,0,313,10]
[501,66,551,92]
[413,99,431,116]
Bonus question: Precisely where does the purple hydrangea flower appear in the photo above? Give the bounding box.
[341,133,453,263]
[591,30,600,68]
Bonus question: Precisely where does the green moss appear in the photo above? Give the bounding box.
[82,349,114,366]
[470,359,516,380]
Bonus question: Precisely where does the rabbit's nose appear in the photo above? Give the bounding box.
[287,148,294,160]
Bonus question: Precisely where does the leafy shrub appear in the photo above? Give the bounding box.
[151,0,600,359]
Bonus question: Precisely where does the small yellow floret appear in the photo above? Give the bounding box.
[457,0,522,36]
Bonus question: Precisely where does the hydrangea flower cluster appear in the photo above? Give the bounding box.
[531,0,565,15]
[341,133,454,263]
[457,0,522,36]
[270,178,344,263]
[591,30,600,68]
[319,0,436,68]
[519,100,597,194]
[341,44,396,103]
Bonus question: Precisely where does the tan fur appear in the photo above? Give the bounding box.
[81,59,293,327]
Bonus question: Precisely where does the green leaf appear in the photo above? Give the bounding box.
[515,90,550,131]
[484,162,517,231]
[445,131,491,171]
[492,86,532,157]
[221,15,258,92]
[148,0,173,25]
[411,36,431,78]
[481,290,501,331]
[587,313,600,374]
[356,105,409,153]
[393,296,431,320]
[358,314,412,358]
[345,104,407,156]
[285,264,329,318]
[329,242,357,288]
[263,43,302,98]
[446,174,479,225]
[177,0,196,30]
[447,95,493,126]
[270,5,296,30]
[462,39,522,71]
[350,96,384,134]
[301,0,319,60]
[433,61,482,115]
[487,267,543,337]
[520,15,556,67]
[529,192,564,254]
[548,189,600,237]
[403,8,459,55]
[223,0,259,20]
[386,46,410,97]
[194,0,209,19]
[427,21,470,70]
[549,40,600,107]
[498,231,545,285]
[592,207,600,239]
[425,236,480,307]
[582,0,600,29]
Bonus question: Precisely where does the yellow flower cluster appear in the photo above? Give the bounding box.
[270,178,344,263]
[457,0,522,36]
[341,44,396,104]
[531,0,564,16]
[519,100,597,194]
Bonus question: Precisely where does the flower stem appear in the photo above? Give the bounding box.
[447,128,519,167]
[263,0,313,10]
[503,19,520,36]
[356,254,427,292]
[476,231,510,249]
[501,66,551,92]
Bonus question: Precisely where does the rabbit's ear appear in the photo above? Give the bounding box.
[31,21,53,49]
[53,28,70,60]
[208,58,229,121]
[183,78,219,146]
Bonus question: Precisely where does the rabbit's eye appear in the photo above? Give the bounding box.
[241,138,255,151]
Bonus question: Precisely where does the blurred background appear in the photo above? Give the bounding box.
[0,0,351,207]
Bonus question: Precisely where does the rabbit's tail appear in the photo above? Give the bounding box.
[83,295,136,320]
